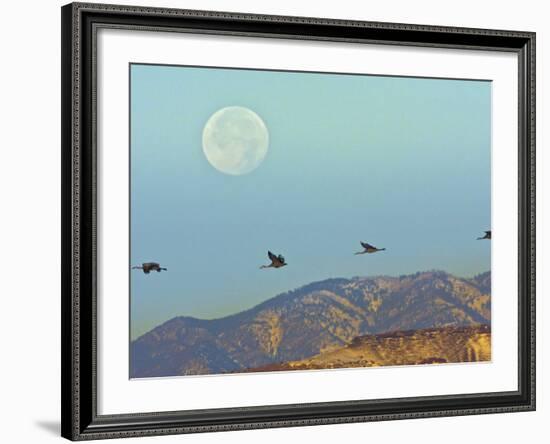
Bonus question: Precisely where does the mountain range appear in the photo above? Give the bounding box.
[130,270,491,378]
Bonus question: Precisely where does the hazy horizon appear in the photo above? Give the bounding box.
[130,64,491,340]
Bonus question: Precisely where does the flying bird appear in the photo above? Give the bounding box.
[355,242,386,255]
[477,230,491,240]
[260,251,287,269]
[132,262,167,274]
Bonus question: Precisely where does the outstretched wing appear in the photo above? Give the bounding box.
[268,251,277,262]
[361,242,374,250]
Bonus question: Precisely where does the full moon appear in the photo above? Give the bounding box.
[202,106,269,175]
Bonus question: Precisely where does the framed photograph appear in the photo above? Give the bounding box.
[61,2,535,440]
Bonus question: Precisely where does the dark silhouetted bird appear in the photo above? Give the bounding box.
[260,251,287,269]
[132,262,167,274]
[355,242,386,255]
[477,230,491,240]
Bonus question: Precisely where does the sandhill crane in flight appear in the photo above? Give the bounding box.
[355,242,386,255]
[260,251,287,269]
[132,262,167,274]
[477,230,491,240]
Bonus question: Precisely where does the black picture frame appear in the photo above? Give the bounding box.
[61,2,536,440]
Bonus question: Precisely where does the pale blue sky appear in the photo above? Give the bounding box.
[130,64,491,339]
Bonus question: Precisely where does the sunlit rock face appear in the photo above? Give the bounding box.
[248,325,491,372]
